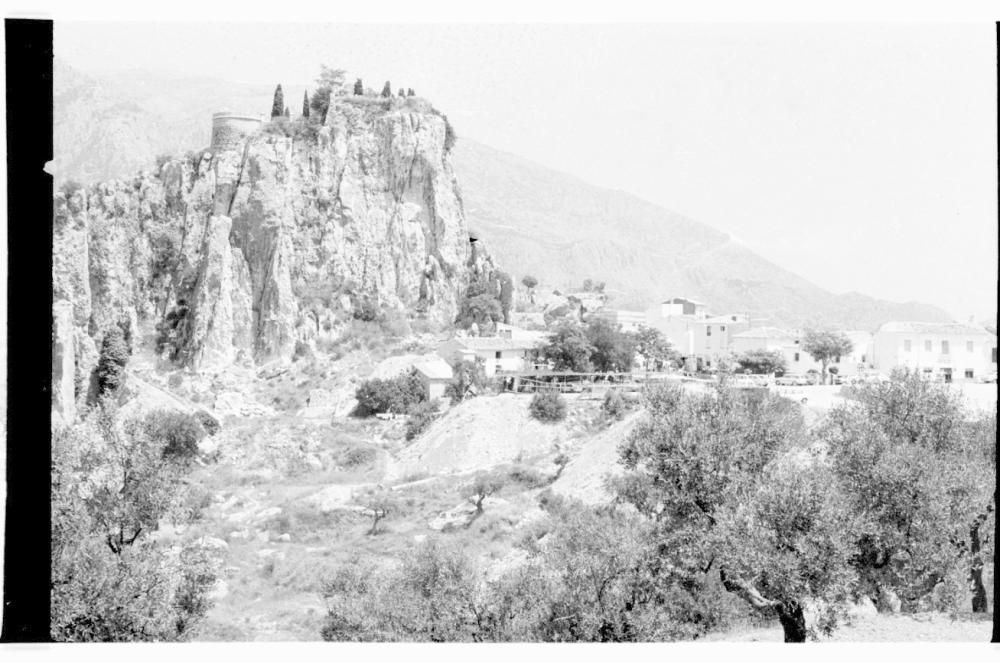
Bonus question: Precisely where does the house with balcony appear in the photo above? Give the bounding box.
[871,321,998,382]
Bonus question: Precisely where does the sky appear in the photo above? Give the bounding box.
[55,21,998,321]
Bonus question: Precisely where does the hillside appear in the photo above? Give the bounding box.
[53,61,952,330]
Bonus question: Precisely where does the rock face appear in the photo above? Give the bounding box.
[53,96,497,399]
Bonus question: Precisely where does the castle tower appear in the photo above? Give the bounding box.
[210,111,264,153]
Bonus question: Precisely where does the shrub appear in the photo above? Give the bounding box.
[445,359,488,404]
[339,444,377,468]
[529,390,567,422]
[504,464,548,488]
[405,399,441,441]
[601,389,628,421]
[143,410,206,462]
[293,339,313,361]
[96,326,131,397]
[193,410,220,437]
[354,369,426,417]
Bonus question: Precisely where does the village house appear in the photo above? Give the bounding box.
[730,327,870,378]
[643,297,750,370]
[437,328,551,378]
[871,321,998,382]
[412,357,454,400]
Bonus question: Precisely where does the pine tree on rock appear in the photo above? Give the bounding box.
[381,81,392,98]
[354,78,364,95]
[302,90,310,117]
[270,84,284,118]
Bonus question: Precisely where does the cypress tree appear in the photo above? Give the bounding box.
[381,81,392,98]
[270,84,284,118]
[407,88,415,96]
[354,78,364,95]
[284,106,290,118]
[302,91,310,118]
[398,88,405,97]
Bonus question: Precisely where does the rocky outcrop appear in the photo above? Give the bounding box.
[184,215,254,370]
[53,96,497,395]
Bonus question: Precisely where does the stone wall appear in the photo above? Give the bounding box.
[210,113,263,153]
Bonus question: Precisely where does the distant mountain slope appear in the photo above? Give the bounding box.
[451,140,950,329]
[53,61,951,330]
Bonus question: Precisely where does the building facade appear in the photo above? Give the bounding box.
[437,332,550,378]
[643,299,749,369]
[871,321,998,382]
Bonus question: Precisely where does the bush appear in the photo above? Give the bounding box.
[193,410,220,437]
[339,444,377,468]
[601,389,628,421]
[143,410,205,462]
[445,359,489,404]
[529,390,567,422]
[354,369,426,417]
[405,399,441,441]
[293,339,313,361]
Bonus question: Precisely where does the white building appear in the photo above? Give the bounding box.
[872,321,998,382]
[413,357,454,401]
[437,330,550,378]
[644,298,750,369]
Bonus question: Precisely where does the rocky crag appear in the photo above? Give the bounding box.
[53,95,497,417]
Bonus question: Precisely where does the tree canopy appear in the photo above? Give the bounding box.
[801,330,853,384]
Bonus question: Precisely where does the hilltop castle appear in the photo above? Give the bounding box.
[210,111,264,153]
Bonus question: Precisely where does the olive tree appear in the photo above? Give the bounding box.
[614,383,858,641]
[51,401,217,641]
[821,369,995,613]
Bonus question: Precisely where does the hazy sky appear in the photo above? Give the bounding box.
[56,22,998,321]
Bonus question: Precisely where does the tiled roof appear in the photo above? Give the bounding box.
[877,321,995,336]
[413,358,454,380]
[732,326,796,340]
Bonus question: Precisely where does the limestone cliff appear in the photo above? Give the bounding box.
[54,95,496,408]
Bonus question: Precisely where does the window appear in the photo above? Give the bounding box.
[941,340,950,355]
[924,340,932,352]
[721,325,726,332]
[495,351,502,359]
[903,340,912,352]
[706,326,712,336]
[967,341,974,353]
[794,352,800,362]
[965,370,975,379]
[835,356,841,363]
[993,348,997,364]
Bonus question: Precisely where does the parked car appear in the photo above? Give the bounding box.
[981,372,997,384]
